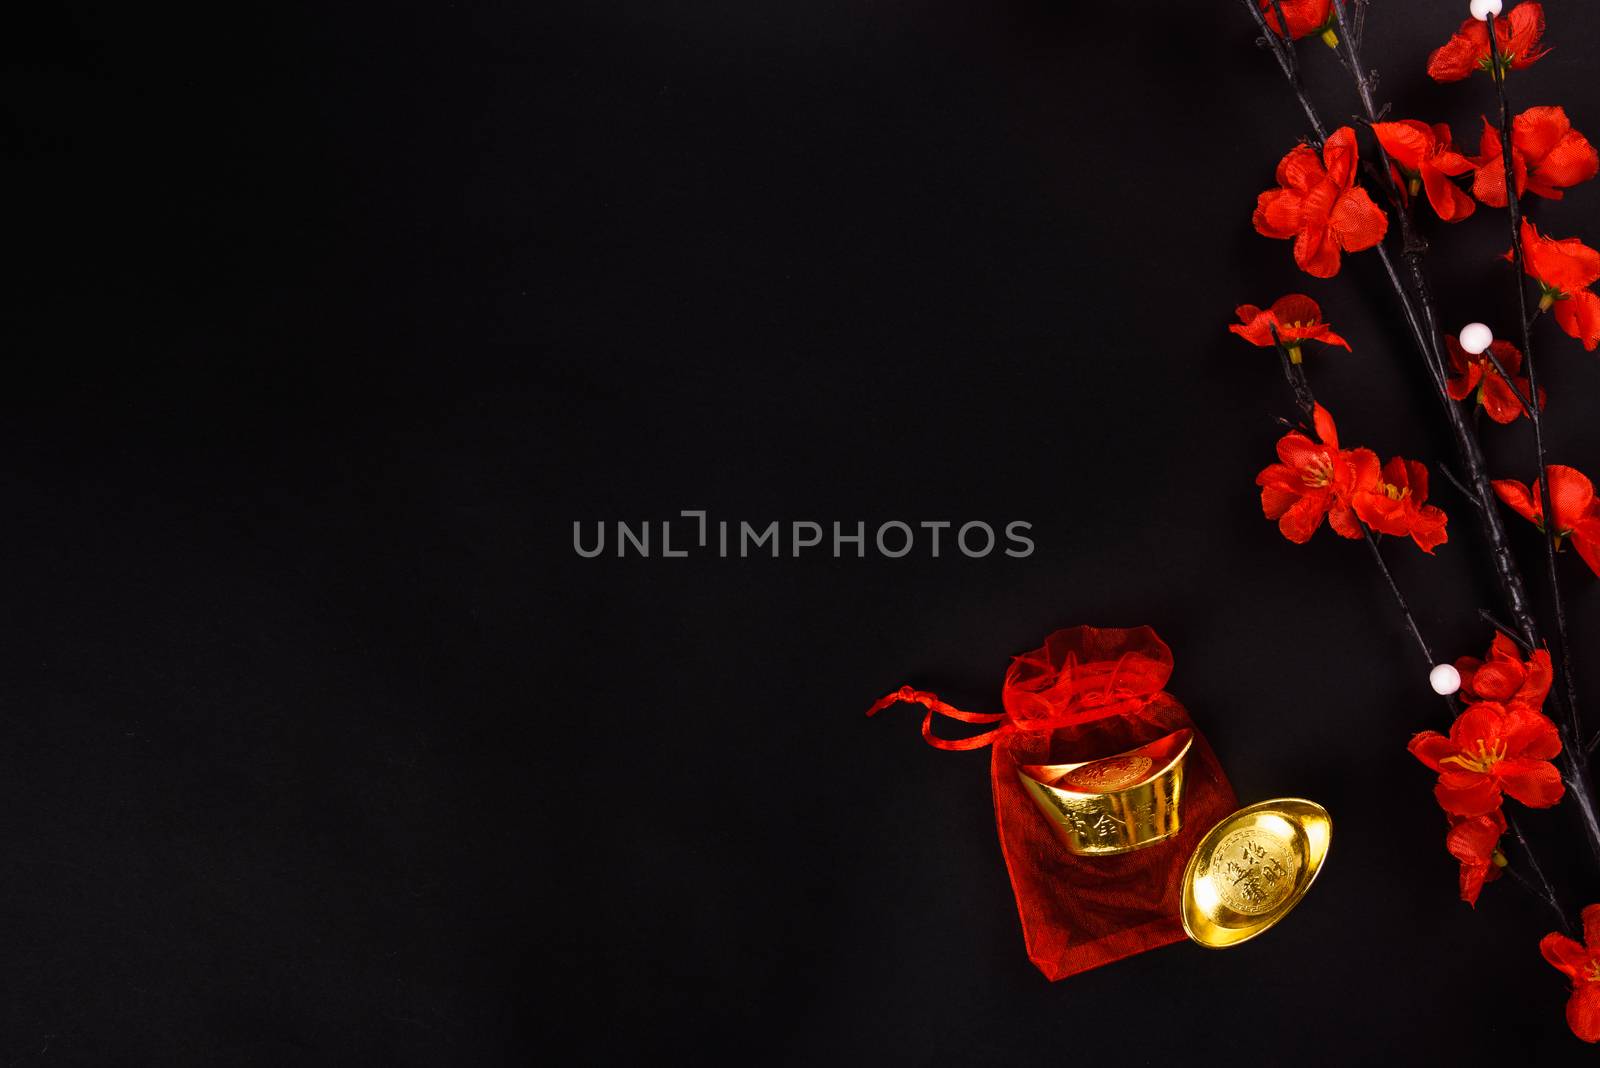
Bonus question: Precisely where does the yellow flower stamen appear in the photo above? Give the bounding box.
[1302,453,1334,488]
[1441,737,1507,774]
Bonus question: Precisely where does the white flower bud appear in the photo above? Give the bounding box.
[1459,322,1494,355]
[1430,663,1463,696]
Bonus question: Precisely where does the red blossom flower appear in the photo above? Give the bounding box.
[1445,335,1542,424]
[1519,219,1600,293]
[1409,702,1564,817]
[1372,120,1476,222]
[1470,108,1599,206]
[1541,905,1600,1043]
[1352,456,1449,553]
[1513,220,1600,351]
[1455,632,1554,712]
[1255,403,1379,544]
[1427,1,1548,82]
[1259,0,1337,45]
[1254,127,1389,279]
[1230,294,1350,361]
[1447,807,1507,907]
[1553,295,1600,351]
[1492,465,1600,577]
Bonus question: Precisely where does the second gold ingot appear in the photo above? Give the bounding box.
[1179,797,1332,948]
[1017,729,1193,855]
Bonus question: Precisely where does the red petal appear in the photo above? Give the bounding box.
[1513,105,1570,161]
[1259,0,1330,39]
[1327,500,1364,540]
[1450,702,1509,749]
[1455,654,1486,697]
[1570,985,1600,1044]
[1372,120,1432,172]
[1444,335,1483,400]
[1570,518,1600,578]
[1543,931,1591,979]
[1489,632,1522,662]
[1276,142,1327,194]
[1353,490,1402,536]
[1554,289,1600,352]
[1339,447,1381,496]
[1435,773,1502,817]
[1537,131,1600,190]
[1479,374,1526,423]
[1583,904,1600,952]
[1428,22,1488,83]
[1306,325,1351,350]
[1505,2,1549,70]
[1523,220,1600,292]
[1275,431,1324,469]
[1446,808,1506,864]
[1311,403,1338,448]
[1471,120,1525,206]
[1322,127,1361,189]
[1547,465,1595,532]
[1277,494,1328,543]
[1502,706,1563,760]
[1259,485,1297,522]
[1423,161,1477,221]
[1493,479,1541,525]
[1269,293,1322,326]
[1520,648,1555,709]
[1410,504,1449,553]
[1496,757,1565,808]
[1254,189,1303,240]
[1457,859,1491,906]
[1409,731,1457,772]
[1329,186,1388,251]
[1471,661,1524,702]
[1230,305,1276,346]
[1293,224,1341,278]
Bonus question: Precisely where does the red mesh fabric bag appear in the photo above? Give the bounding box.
[868,625,1236,979]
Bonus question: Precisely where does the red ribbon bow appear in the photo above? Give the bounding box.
[866,625,1176,749]
[864,685,1006,750]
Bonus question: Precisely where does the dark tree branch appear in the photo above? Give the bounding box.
[1480,609,1536,655]
[1271,323,1317,419]
[1438,462,1483,509]
[1321,1,1546,679]
[1242,0,1591,921]
[1505,824,1575,933]
[1484,14,1597,863]
[1477,345,1537,418]
[1241,0,1328,146]
[1266,305,1572,932]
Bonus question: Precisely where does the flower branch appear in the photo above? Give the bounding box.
[1234,0,1600,1040]
[1257,311,1570,930]
[1485,11,1591,835]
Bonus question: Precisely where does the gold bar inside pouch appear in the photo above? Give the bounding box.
[1017,729,1193,856]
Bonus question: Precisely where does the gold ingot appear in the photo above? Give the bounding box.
[1180,798,1332,949]
[1017,729,1193,856]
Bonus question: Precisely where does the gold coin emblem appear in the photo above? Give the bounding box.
[1214,828,1300,915]
[1061,754,1153,792]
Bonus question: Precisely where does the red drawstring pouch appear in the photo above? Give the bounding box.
[868,625,1237,979]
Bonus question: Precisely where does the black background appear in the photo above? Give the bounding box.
[10,0,1600,1063]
